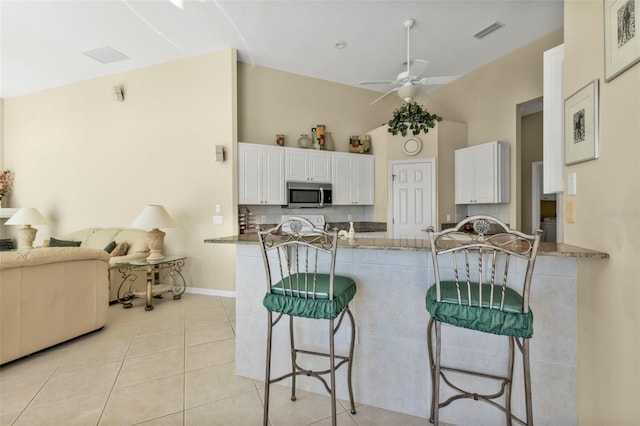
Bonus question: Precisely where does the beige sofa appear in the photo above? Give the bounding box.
[0,247,110,365]
[50,228,150,302]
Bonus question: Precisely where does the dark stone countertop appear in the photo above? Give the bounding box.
[205,234,609,258]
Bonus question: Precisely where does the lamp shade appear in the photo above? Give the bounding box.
[5,207,48,225]
[131,205,176,229]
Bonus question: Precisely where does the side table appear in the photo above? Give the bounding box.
[116,256,187,311]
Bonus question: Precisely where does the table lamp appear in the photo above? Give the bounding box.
[5,207,48,250]
[131,205,176,261]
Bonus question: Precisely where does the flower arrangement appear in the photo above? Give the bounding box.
[0,170,14,200]
[387,102,442,137]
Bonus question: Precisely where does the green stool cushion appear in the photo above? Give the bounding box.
[426,281,533,338]
[263,273,357,320]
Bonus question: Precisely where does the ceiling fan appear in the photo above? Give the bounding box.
[359,18,460,105]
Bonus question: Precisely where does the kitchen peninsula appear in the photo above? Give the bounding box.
[205,234,607,425]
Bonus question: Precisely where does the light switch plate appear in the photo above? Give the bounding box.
[213,215,223,225]
[567,172,576,195]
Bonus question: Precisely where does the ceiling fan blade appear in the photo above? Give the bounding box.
[418,75,461,86]
[370,87,399,105]
[359,80,396,85]
[409,59,430,77]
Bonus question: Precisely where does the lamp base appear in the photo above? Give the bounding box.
[146,228,166,261]
[18,225,37,250]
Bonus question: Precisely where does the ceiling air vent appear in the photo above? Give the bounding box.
[473,21,504,39]
[83,46,129,64]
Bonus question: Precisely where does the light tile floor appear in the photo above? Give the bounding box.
[0,294,431,425]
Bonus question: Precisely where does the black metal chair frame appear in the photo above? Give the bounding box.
[258,217,356,426]
[427,215,542,426]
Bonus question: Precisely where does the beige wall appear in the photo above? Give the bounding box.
[3,49,239,293]
[237,62,394,151]
[521,111,544,233]
[564,1,640,423]
[369,120,467,228]
[427,29,564,229]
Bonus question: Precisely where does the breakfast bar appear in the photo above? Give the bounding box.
[205,234,607,425]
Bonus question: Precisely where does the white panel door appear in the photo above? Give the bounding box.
[390,160,435,239]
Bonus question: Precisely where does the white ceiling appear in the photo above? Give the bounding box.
[0,0,563,99]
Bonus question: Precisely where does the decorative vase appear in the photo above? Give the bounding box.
[297,134,313,149]
[348,221,355,240]
[325,132,335,151]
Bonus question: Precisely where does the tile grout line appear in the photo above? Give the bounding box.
[96,309,143,426]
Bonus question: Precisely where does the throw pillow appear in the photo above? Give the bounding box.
[49,237,82,247]
[104,241,117,253]
[110,242,129,257]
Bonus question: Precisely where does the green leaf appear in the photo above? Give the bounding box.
[387,102,442,137]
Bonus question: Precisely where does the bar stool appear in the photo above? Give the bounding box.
[257,217,357,426]
[426,215,542,425]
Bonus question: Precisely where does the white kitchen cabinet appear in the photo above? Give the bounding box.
[455,141,510,204]
[332,153,374,205]
[238,143,285,205]
[285,149,332,182]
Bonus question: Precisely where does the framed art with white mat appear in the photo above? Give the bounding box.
[564,79,599,165]
[604,0,640,81]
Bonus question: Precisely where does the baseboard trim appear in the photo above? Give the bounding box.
[186,287,236,298]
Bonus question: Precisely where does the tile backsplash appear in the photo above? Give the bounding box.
[239,204,374,225]
[457,203,510,224]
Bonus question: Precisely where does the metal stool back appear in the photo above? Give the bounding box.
[427,215,542,425]
[258,217,357,426]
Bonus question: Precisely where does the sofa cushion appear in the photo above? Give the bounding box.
[104,241,117,253]
[85,229,121,250]
[49,237,82,247]
[115,229,149,253]
[111,242,129,257]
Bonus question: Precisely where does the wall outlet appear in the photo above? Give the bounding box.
[213,215,223,225]
[261,215,267,223]
[215,204,221,213]
[347,214,352,221]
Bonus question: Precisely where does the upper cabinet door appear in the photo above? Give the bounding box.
[285,149,332,182]
[543,44,564,194]
[238,143,285,205]
[238,144,263,205]
[307,151,332,182]
[455,141,509,204]
[261,147,286,204]
[353,155,374,205]
[332,153,374,205]
[284,149,309,181]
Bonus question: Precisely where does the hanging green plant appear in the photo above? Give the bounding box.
[387,102,442,137]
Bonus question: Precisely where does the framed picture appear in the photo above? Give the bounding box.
[565,80,599,165]
[604,0,640,81]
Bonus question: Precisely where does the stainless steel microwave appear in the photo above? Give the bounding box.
[285,182,332,208]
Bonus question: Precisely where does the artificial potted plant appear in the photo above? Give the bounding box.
[387,102,442,137]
